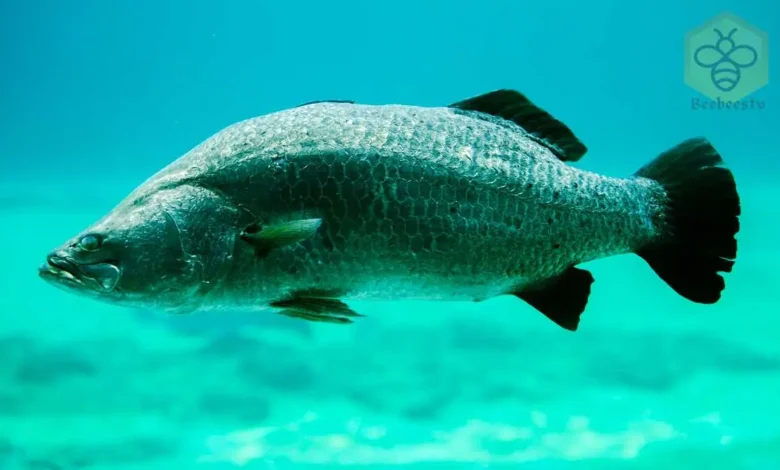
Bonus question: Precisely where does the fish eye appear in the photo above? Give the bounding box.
[78,234,102,251]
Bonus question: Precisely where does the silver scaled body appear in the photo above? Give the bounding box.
[126,102,667,308]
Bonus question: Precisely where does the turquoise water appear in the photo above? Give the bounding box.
[2,1,779,468]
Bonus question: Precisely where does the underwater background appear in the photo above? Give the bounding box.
[1,0,778,468]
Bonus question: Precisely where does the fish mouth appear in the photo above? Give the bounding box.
[39,255,122,292]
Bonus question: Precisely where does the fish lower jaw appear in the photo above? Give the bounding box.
[38,262,81,285]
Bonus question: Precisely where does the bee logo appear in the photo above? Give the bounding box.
[693,28,759,92]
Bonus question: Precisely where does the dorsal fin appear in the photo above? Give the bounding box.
[449,89,587,162]
[297,99,355,107]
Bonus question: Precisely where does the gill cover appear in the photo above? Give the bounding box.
[158,185,241,298]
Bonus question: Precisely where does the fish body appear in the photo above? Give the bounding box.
[39,90,740,330]
[168,102,658,301]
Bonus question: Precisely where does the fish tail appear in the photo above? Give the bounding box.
[633,137,740,304]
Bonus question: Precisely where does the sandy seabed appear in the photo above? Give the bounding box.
[1,179,778,470]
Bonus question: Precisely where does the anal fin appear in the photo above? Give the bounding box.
[270,289,363,325]
[514,267,594,331]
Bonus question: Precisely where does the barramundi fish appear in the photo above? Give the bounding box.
[39,90,741,331]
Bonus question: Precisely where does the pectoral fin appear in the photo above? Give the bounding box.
[240,218,322,257]
[270,289,362,325]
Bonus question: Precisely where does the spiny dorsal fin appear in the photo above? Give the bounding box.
[449,89,587,162]
[297,99,355,107]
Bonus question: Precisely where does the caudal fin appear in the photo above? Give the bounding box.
[634,138,740,304]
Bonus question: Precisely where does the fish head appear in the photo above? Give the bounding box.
[39,186,233,311]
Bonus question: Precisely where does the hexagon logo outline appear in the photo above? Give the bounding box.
[684,12,769,101]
